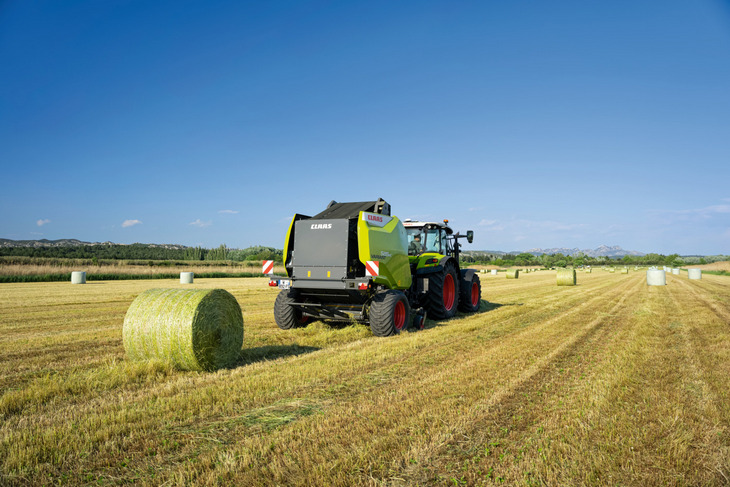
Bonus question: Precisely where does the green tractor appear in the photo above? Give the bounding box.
[268,199,482,336]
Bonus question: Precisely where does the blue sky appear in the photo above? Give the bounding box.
[1,1,729,255]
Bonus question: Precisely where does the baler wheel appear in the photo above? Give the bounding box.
[369,290,410,337]
[274,289,310,330]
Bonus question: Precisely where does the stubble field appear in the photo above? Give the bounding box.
[1,269,729,485]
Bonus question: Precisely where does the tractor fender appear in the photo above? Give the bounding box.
[438,256,458,270]
[415,265,443,276]
[460,268,477,283]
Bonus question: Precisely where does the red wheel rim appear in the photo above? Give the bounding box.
[394,301,406,330]
[471,282,479,307]
[443,274,455,310]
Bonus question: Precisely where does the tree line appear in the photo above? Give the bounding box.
[0,243,283,262]
[460,251,729,268]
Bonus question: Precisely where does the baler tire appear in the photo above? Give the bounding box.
[425,261,460,320]
[369,290,410,337]
[458,273,481,312]
[274,289,309,330]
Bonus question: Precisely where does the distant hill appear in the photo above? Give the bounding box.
[463,245,645,259]
[0,238,186,250]
[524,245,645,258]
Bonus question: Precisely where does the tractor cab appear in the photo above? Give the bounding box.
[403,220,455,257]
[403,219,474,265]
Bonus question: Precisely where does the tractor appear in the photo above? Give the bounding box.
[268,198,482,336]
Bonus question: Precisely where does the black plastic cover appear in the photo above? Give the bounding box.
[311,199,390,220]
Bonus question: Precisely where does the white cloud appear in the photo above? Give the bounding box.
[218,209,239,214]
[647,204,730,222]
[122,219,142,228]
[189,219,212,228]
[36,218,50,227]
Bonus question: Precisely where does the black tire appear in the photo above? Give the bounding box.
[274,289,310,330]
[425,261,460,320]
[369,290,410,337]
[458,273,481,312]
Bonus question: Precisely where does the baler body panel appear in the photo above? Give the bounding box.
[357,212,412,290]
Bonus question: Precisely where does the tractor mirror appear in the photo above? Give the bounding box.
[467,230,474,243]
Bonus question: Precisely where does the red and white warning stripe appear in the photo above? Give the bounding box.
[365,260,379,277]
[262,260,274,275]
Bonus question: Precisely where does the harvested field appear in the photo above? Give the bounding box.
[686,260,730,272]
[1,270,730,485]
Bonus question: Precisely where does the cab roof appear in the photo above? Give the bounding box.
[402,219,453,235]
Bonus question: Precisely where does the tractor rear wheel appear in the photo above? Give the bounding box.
[369,290,410,337]
[425,261,459,320]
[458,273,481,312]
[274,289,310,330]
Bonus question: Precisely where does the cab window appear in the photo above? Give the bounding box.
[406,228,424,255]
[424,228,442,253]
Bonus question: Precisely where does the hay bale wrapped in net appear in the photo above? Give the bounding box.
[672,268,680,275]
[71,271,86,284]
[688,268,702,280]
[585,268,592,273]
[123,288,243,371]
[646,269,666,286]
[506,269,519,279]
[180,272,194,284]
[491,269,498,275]
[621,268,629,274]
[556,268,576,286]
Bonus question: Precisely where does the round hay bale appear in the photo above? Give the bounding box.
[688,268,702,280]
[585,268,592,273]
[647,269,666,286]
[621,268,629,274]
[123,288,243,371]
[491,269,498,275]
[71,271,86,284]
[506,269,519,279]
[556,268,576,286]
[671,268,680,275]
[180,272,194,284]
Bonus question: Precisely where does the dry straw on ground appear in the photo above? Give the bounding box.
[123,288,243,371]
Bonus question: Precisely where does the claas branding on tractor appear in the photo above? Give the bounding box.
[268,198,482,337]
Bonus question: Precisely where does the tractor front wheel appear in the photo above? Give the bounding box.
[369,290,410,337]
[274,289,310,330]
[425,261,460,320]
[458,273,482,312]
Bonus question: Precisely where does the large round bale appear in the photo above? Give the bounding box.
[585,268,592,273]
[672,268,680,275]
[688,268,702,280]
[123,288,243,371]
[647,269,666,286]
[491,269,498,275]
[180,272,194,284]
[506,269,519,279]
[621,268,629,274]
[556,268,576,286]
[71,271,86,284]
